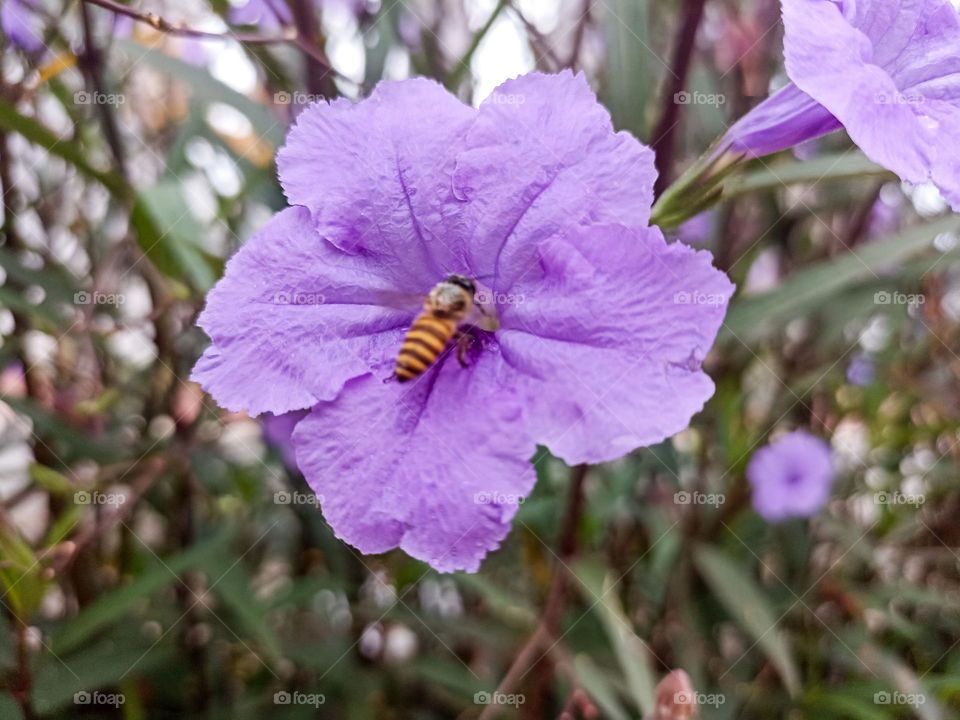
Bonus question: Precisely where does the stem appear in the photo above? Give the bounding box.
[477,465,588,720]
[13,621,37,720]
[445,0,509,90]
[79,0,355,88]
[650,0,709,198]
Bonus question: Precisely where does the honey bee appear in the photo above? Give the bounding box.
[394,274,478,383]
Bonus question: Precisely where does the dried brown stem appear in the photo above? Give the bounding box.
[477,465,588,720]
[79,0,354,86]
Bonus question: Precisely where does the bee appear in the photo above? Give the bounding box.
[394,274,478,383]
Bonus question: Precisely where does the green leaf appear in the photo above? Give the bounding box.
[600,0,653,138]
[693,544,801,696]
[725,152,894,198]
[722,215,960,345]
[134,180,220,291]
[573,560,657,716]
[0,99,126,196]
[52,529,233,655]
[572,655,632,720]
[210,566,283,661]
[0,523,47,620]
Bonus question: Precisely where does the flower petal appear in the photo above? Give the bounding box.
[192,206,412,415]
[782,0,940,187]
[276,78,477,285]
[496,224,734,465]
[723,82,842,157]
[293,355,536,573]
[452,71,656,289]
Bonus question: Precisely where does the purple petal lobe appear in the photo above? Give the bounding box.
[496,224,734,465]
[277,78,477,285]
[2,0,44,52]
[723,82,842,157]
[452,71,656,288]
[293,354,536,573]
[192,206,412,416]
[746,431,834,522]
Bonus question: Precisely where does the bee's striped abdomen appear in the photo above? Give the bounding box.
[395,313,457,382]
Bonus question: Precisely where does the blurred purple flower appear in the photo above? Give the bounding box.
[723,0,960,209]
[229,0,293,28]
[262,410,308,470]
[229,0,364,26]
[2,0,45,52]
[846,354,876,386]
[747,430,834,521]
[192,72,734,572]
[672,211,715,246]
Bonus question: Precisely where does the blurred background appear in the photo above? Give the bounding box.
[2,0,960,718]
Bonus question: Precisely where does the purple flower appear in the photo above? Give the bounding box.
[2,0,45,52]
[746,431,834,521]
[192,72,734,572]
[723,0,960,209]
[262,410,308,470]
[846,354,876,386]
[229,0,293,27]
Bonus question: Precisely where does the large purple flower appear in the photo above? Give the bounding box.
[193,72,734,572]
[746,431,835,521]
[724,0,960,209]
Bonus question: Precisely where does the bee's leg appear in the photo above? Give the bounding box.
[455,331,473,368]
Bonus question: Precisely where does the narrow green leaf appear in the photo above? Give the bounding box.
[693,544,801,696]
[0,524,47,619]
[600,0,653,138]
[134,180,219,291]
[52,530,233,655]
[722,215,960,344]
[725,152,894,198]
[572,655,631,720]
[573,560,657,716]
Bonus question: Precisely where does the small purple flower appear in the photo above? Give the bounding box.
[723,0,960,210]
[846,354,876,386]
[746,431,834,522]
[262,410,308,470]
[193,72,733,572]
[1,0,45,52]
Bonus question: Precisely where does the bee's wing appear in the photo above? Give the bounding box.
[367,289,425,313]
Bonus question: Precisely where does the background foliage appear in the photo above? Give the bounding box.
[1,0,959,718]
